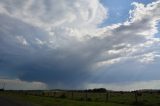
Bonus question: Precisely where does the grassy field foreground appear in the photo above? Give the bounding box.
[0,92,132,106]
[0,91,160,106]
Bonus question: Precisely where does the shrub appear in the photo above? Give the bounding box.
[59,93,66,98]
[87,98,92,101]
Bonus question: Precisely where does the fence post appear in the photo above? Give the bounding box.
[105,91,109,102]
[85,90,88,101]
[134,91,138,103]
[53,92,56,98]
[71,91,74,100]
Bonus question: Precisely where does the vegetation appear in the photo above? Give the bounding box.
[0,89,160,106]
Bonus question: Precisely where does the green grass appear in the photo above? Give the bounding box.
[0,92,132,106]
[1,91,160,106]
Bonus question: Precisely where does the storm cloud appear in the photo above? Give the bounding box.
[0,0,160,90]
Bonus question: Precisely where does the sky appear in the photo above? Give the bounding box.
[0,0,160,91]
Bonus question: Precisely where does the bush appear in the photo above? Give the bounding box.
[87,98,92,101]
[95,98,99,102]
[59,93,66,98]
[78,98,84,101]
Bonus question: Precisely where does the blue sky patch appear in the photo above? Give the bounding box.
[100,0,153,26]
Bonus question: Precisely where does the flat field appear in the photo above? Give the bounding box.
[0,91,160,106]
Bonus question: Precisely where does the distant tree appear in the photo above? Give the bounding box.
[92,88,107,93]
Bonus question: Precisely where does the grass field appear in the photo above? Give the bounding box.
[0,91,160,106]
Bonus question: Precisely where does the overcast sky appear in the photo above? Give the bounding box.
[0,0,160,91]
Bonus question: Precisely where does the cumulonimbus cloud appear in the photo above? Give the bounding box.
[0,0,160,90]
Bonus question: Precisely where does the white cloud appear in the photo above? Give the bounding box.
[86,80,160,91]
[93,0,160,67]
[137,52,156,63]
[127,1,160,38]
[16,36,29,46]
[35,38,45,45]
[0,79,47,90]
[1,0,159,61]
[0,0,107,40]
